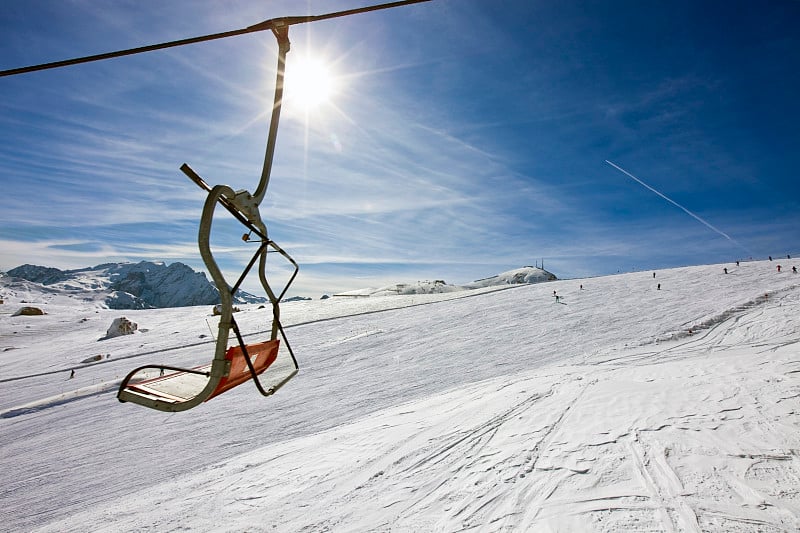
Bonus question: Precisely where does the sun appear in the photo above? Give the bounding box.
[286,55,336,111]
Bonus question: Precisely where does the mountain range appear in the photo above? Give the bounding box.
[3,262,557,309]
[4,261,266,309]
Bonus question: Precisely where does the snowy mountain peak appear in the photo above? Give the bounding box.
[5,261,266,309]
[464,266,557,289]
[334,266,557,297]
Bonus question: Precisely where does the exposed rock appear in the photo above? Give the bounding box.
[7,265,66,285]
[283,296,312,302]
[106,291,149,310]
[107,262,219,308]
[12,306,45,316]
[105,317,138,339]
[212,304,241,315]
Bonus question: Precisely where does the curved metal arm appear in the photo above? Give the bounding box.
[254,26,290,205]
[191,166,300,371]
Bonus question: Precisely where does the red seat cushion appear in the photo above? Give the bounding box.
[208,340,280,400]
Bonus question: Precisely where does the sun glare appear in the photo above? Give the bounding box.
[287,55,335,111]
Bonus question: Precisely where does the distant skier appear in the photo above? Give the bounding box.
[769,256,773,261]
[736,260,740,267]
[657,283,661,290]
[69,369,75,379]
[793,266,797,273]
[723,267,728,274]
[653,272,656,278]
[778,265,782,272]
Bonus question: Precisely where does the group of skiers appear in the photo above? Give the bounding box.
[552,255,797,307]
[724,255,797,275]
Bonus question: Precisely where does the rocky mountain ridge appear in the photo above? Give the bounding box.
[5,261,266,309]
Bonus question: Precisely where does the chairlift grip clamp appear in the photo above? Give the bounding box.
[229,189,265,229]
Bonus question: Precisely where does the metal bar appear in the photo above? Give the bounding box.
[230,317,281,397]
[231,242,269,296]
[179,162,212,192]
[277,320,300,370]
[253,27,289,204]
[118,364,210,396]
[0,28,249,77]
[0,0,431,78]
[266,241,299,302]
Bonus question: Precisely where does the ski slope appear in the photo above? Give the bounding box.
[1,260,799,531]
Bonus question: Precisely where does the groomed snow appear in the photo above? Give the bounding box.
[1,260,799,531]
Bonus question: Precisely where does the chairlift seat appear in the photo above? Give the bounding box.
[118,340,279,409]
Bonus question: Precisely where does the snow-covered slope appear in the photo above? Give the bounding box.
[1,259,799,532]
[5,261,266,309]
[335,265,556,296]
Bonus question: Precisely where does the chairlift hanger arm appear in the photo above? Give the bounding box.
[0,0,431,78]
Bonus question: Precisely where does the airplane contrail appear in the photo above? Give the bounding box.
[605,160,751,253]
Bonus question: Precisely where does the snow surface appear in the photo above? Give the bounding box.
[1,260,799,531]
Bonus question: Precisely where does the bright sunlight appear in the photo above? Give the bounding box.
[286,55,336,111]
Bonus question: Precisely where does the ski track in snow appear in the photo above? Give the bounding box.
[1,260,799,531]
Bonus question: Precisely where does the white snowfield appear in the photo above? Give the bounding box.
[1,259,799,532]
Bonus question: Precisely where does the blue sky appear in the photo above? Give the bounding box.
[1,0,798,297]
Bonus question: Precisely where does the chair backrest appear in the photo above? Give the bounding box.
[207,339,280,400]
